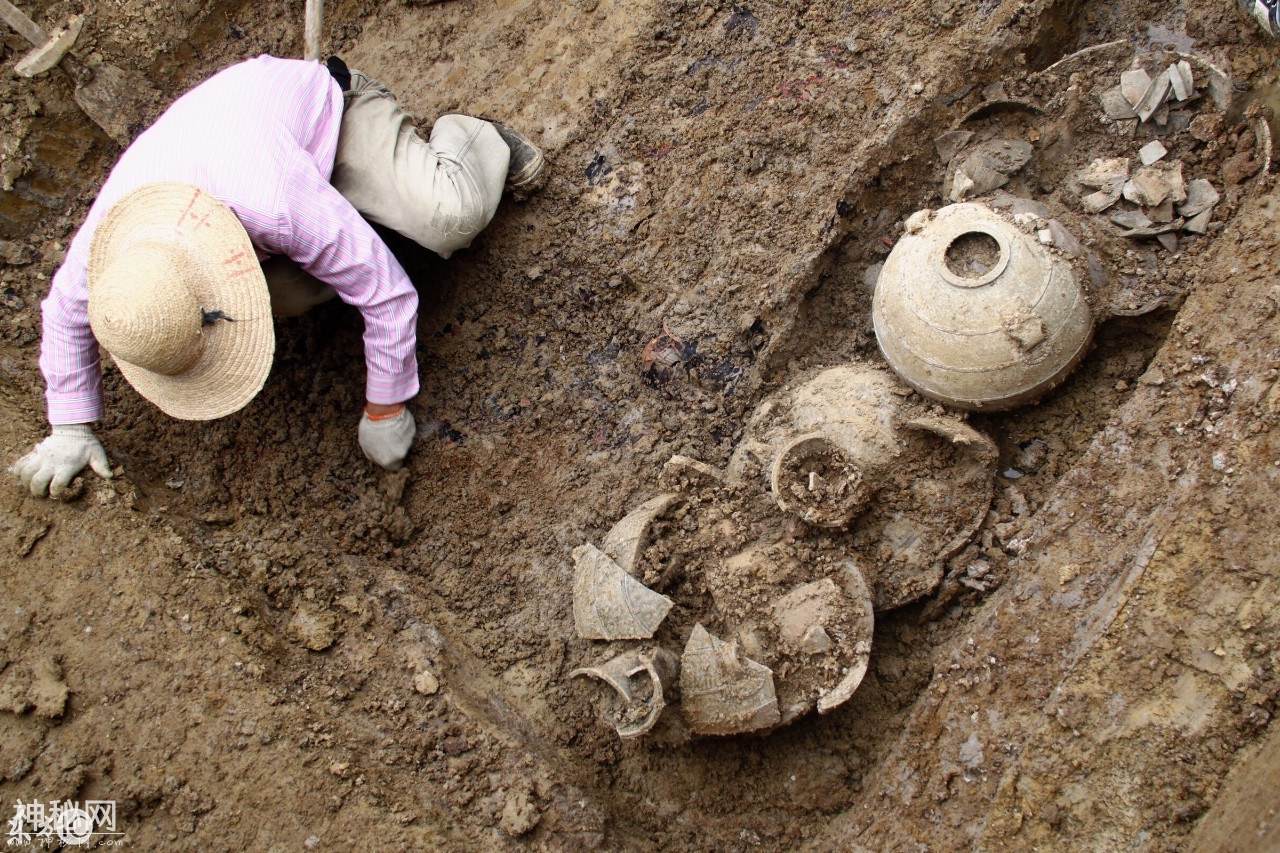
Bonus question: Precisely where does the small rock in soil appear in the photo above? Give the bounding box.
[1189,112,1223,142]
[413,668,440,695]
[1222,152,1260,186]
[500,787,541,837]
[286,607,338,652]
[29,658,69,718]
[1013,439,1048,474]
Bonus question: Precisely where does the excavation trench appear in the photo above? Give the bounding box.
[0,0,1275,849]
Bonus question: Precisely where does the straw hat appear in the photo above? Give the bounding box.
[87,182,274,420]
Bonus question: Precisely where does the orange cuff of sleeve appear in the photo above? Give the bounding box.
[364,404,406,421]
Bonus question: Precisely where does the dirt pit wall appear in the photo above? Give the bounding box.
[2,0,1280,849]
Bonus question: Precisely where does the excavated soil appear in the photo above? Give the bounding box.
[3,0,1280,849]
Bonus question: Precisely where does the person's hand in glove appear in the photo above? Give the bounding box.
[358,403,416,471]
[10,424,113,499]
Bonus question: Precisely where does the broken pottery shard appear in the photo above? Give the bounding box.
[572,544,673,640]
[1074,157,1130,190]
[1117,219,1184,239]
[1170,61,1194,101]
[1099,88,1137,120]
[1082,187,1123,213]
[570,648,679,739]
[958,98,1045,125]
[660,450,721,491]
[800,625,833,655]
[902,415,1000,466]
[1178,179,1220,218]
[1165,161,1187,204]
[660,455,722,490]
[986,191,1049,218]
[862,262,884,292]
[1148,198,1176,224]
[602,493,680,573]
[1123,167,1171,208]
[817,561,875,714]
[1075,158,1129,212]
[977,138,1034,174]
[772,578,841,652]
[1138,140,1167,165]
[948,159,1002,202]
[899,415,1000,567]
[680,624,780,736]
[1184,209,1213,234]
[1046,220,1083,258]
[1135,70,1172,123]
[947,139,1034,202]
[934,129,974,164]
[1120,68,1152,108]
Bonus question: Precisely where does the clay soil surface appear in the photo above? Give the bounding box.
[4,0,1280,849]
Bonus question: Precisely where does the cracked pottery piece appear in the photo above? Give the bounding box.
[602,493,681,573]
[680,624,780,736]
[572,544,673,640]
[571,648,680,738]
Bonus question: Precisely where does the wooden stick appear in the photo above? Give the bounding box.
[303,0,323,62]
[0,0,50,48]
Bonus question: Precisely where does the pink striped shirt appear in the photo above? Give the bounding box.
[39,55,419,424]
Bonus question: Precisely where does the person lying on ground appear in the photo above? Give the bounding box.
[10,54,544,499]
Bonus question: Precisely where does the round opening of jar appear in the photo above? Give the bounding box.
[944,230,1003,280]
[770,435,872,529]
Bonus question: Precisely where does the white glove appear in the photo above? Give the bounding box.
[11,424,112,499]
[358,407,416,471]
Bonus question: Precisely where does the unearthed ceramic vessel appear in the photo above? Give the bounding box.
[873,201,1094,410]
[701,554,876,727]
[570,364,996,738]
[729,364,997,607]
[570,648,680,738]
